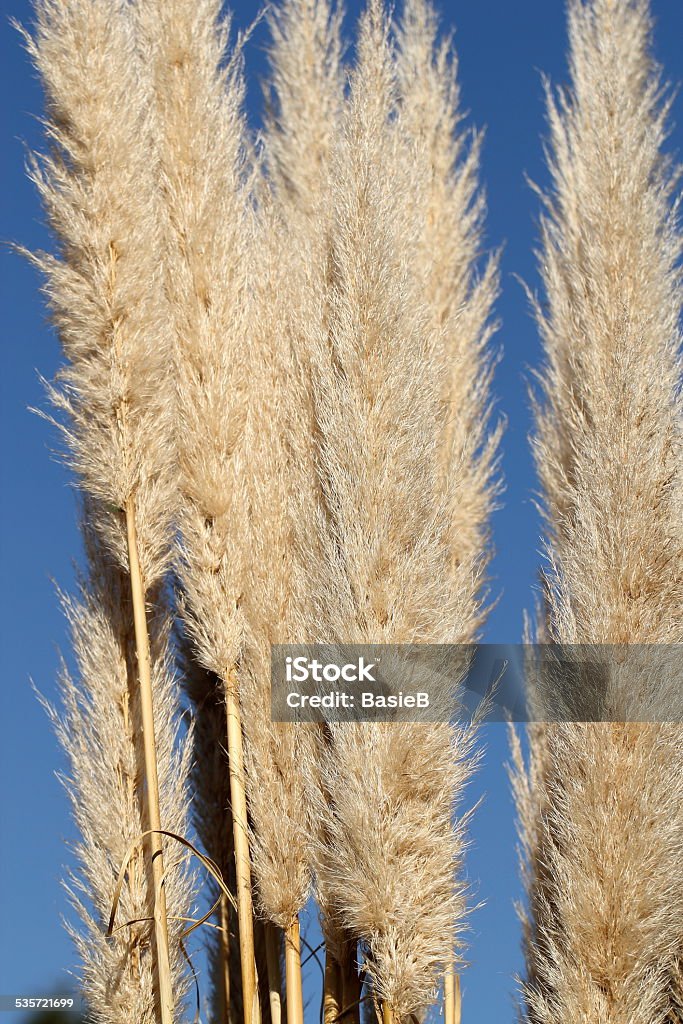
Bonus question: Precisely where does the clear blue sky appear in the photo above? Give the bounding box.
[1,1,682,1021]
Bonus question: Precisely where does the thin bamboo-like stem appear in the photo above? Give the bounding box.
[225,669,260,1024]
[444,966,461,1024]
[285,917,304,1024]
[381,1002,394,1024]
[341,943,361,1024]
[219,894,232,1024]
[444,966,454,1024]
[324,955,342,1024]
[265,924,283,1024]
[125,496,174,1024]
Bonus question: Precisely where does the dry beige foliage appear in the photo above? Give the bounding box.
[26,0,194,1018]
[534,0,683,648]
[27,0,176,588]
[237,0,344,937]
[48,532,193,1023]
[396,0,500,632]
[133,2,263,1021]
[134,0,254,683]
[304,1,498,1019]
[264,0,344,216]
[237,8,346,1021]
[516,1,683,1021]
[239,203,318,932]
[255,2,352,999]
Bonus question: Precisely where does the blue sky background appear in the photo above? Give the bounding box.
[1,0,682,1021]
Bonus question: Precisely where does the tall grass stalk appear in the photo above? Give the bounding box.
[323,957,342,1024]
[133,2,261,1021]
[25,0,193,1017]
[517,1,683,1020]
[238,196,313,1024]
[125,501,175,1021]
[238,5,344,1023]
[305,2,497,1020]
[443,968,459,1024]
[50,529,193,1023]
[180,639,241,1024]
[264,925,283,1024]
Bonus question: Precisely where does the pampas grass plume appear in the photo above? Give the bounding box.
[26,1,194,1018]
[517,2,683,1021]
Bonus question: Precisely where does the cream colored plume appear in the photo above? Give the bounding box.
[238,201,316,931]
[264,0,343,215]
[27,0,175,589]
[134,0,253,683]
[133,1,261,1020]
[256,3,354,1013]
[396,0,500,635]
[517,1,683,1021]
[534,0,683,647]
[306,1,497,1019]
[27,0,193,1017]
[236,0,343,937]
[237,7,346,1022]
[48,531,193,1024]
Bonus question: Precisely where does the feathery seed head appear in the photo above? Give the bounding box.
[519,2,683,1020]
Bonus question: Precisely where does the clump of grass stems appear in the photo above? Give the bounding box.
[28,0,499,1017]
